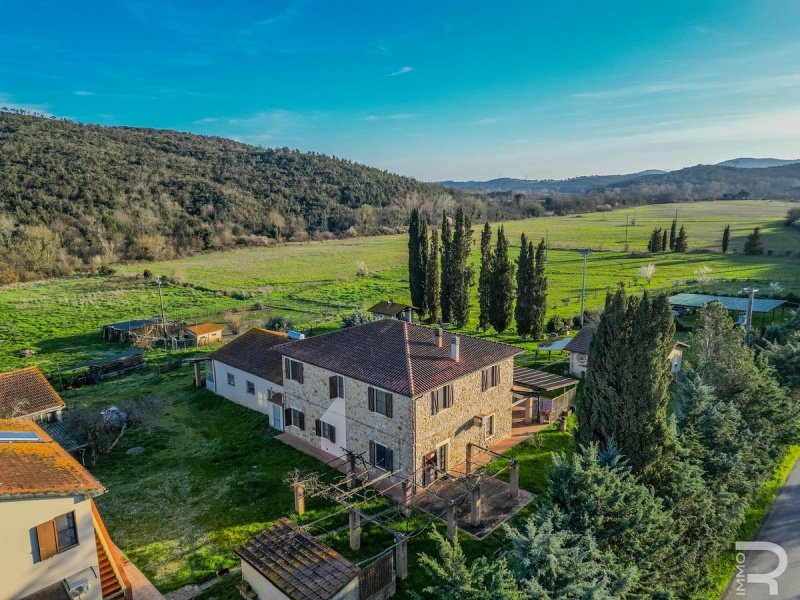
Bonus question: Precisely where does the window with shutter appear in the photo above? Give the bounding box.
[481,369,488,392]
[329,425,336,444]
[443,385,453,408]
[284,407,291,426]
[368,387,375,412]
[372,442,392,471]
[298,411,305,430]
[36,521,57,561]
[315,418,322,437]
[329,375,344,399]
[430,390,439,415]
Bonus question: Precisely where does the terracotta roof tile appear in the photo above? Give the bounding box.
[0,419,105,498]
[236,518,359,600]
[187,322,223,336]
[277,320,522,396]
[0,366,65,419]
[208,328,289,385]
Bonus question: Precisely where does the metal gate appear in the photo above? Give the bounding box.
[359,551,395,600]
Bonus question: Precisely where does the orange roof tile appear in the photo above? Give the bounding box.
[0,366,65,419]
[187,322,223,336]
[0,419,104,498]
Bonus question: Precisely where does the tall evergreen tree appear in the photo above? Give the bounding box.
[661,227,668,252]
[440,211,453,323]
[669,218,677,251]
[489,226,515,333]
[425,229,440,323]
[514,233,533,336]
[674,225,688,252]
[450,207,474,328]
[722,224,730,253]
[531,238,548,339]
[743,226,763,255]
[647,228,662,253]
[478,223,493,331]
[407,209,427,315]
[577,287,676,477]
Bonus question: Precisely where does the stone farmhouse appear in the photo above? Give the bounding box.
[0,419,131,600]
[204,321,522,486]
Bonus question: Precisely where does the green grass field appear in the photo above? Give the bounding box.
[1,200,798,596]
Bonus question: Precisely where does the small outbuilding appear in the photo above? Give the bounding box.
[367,300,414,322]
[186,323,223,346]
[236,518,361,600]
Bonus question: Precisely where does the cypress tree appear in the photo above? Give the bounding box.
[669,218,677,251]
[407,209,427,315]
[722,224,730,253]
[419,221,429,316]
[425,229,440,323]
[661,227,668,252]
[514,233,533,336]
[531,238,548,340]
[440,211,453,323]
[478,223,493,331]
[674,226,688,252]
[648,228,662,253]
[577,286,676,477]
[489,226,515,333]
[451,207,474,328]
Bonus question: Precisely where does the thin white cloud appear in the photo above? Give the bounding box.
[388,66,413,77]
[73,90,94,96]
[364,113,416,122]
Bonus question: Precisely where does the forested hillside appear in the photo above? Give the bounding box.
[0,111,464,281]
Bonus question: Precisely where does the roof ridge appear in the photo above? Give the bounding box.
[406,322,524,352]
[402,321,416,395]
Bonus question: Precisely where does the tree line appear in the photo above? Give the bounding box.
[415,288,800,598]
[408,210,548,336]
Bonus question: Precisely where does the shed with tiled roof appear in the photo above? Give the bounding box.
[0,366,65,422]
[186,322,223,346]
[236,518,360,600]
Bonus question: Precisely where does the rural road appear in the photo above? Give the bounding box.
[722,457,800,600]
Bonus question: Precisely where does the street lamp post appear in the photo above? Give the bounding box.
[577,249,592,327]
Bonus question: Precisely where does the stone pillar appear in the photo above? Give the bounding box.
[526,397,535,424]
[510,460,520,499]
[446,502,457,541]
[193,361,202,387]
[470,485,481,527]
[349,510,361,550]
[293,482,305,515]
[401,479,412,517]
[465,443,473,475]
[395,534,408,580]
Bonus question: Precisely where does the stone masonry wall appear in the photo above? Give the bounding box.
[282,362,414,476]
[412,358,514,484]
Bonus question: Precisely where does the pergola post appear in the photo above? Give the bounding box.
[293,482,305,515]
[401,479,412,517]
[446,502,457,541]
[395,533,408,580]
[470,485,482,527]
[465,443,473,475]
[349,509,361,550]
[510,460,520,499]
[192,361,202,387]
[526,396,535,424]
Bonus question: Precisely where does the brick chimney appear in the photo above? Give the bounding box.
[436,327,443,348]
[450,335,460,361]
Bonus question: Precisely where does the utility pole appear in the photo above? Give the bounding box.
[577,249,592,327]
[156,276,168,338]
[742,287,758,346]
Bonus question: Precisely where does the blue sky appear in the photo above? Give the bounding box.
[2,1,800,180]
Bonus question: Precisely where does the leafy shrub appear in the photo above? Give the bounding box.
[224,311,242,334]
[142,269,152,279]
[97,265,116,276]
[546,315,571,336]
[342,309,378,328]
[266,315,294,332]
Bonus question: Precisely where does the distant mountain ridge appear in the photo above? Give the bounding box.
[442,158,800,197]
[716,157,800,169]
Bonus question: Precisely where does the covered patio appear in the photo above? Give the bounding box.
[512,366,578,428]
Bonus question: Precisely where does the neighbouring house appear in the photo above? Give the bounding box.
[563,327,595,378]
[275,319,522,487]
[366,300,415,322]
[0,366,65,422]
[236,518,363,600]
[186,323,223,347]
[205,328,288,430]
[0,419,131,600]
[564,326,688,378]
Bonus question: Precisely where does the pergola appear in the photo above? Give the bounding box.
[512,366,579,425]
